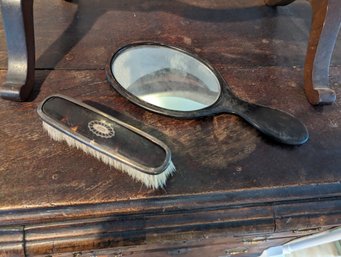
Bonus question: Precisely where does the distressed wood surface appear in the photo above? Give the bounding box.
[0,0,340,256]
[1,67,341,209]
[0,227,24,257]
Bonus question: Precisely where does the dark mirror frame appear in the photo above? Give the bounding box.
[105,42,310,146]
[106,42,236,119]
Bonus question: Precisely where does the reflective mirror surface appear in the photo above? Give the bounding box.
[108,43,309,145]
[111,45,221,111]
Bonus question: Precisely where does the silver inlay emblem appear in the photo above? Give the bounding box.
[88,120,115,138]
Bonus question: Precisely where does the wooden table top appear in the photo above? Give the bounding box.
[0,0,340,255]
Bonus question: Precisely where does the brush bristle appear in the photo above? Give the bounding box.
[43,122,175,189]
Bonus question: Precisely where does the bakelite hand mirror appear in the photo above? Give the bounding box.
[106,42,308,145]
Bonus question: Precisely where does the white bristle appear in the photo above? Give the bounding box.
[42,122,175,189]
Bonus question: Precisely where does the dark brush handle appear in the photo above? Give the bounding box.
[235,102,309,145]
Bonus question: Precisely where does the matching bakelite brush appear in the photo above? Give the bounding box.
[37,94,175,189]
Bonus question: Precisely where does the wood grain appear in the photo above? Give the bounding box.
[1,67,340,210]
[0,227,24,257]
[0,0,340,256]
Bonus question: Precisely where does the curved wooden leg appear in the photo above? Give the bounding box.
[264,0,296,7]
[0,0,35,101]
[305,0,341,105]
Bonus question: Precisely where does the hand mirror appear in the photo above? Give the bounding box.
[106,42,308,145]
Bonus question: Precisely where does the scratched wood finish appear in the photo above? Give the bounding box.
[0,227,24,257]
[1,67,341,208]
[44,229,336,257]
[26,234,322,257]
[0,0,340,256]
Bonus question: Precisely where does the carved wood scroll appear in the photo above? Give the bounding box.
[0,0,35,101]
[265,0,341,105]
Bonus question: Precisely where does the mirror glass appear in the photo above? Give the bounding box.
[111,45,221,112]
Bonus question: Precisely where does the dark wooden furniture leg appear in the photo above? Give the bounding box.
[265,0,341,105]
[0,0,35,101]
[305,0,341,105]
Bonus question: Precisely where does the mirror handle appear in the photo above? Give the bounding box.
[237,103,309,145]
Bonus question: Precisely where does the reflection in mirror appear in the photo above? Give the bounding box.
[111,45,221,111]
[109,43,309,145]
